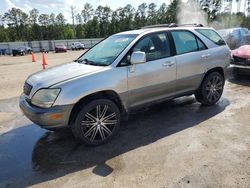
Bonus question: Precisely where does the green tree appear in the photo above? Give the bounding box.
[123,4,135,30]
[95,6,111,36]
[2,1,246,42]
[38,14,50,26]
[38,14,50,39]
[148,3,158,25]
[56,13,66,25]
[85,16,100,37]
[49,13,56,25]
[29,9,40,40]
[134,3,148,28]
[29,8,39,24]
[75,24,85,38]
[109,10,120,34]
[158,3,168,24]
[166,0,179,23]
[199,0,222,21]
[82,3,94,23]
[64,25,74,39]
[3,8,29,40]
[0,26,9,42]
[75,13,83,24]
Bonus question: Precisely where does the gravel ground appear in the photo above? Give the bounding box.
[0,51,249,188]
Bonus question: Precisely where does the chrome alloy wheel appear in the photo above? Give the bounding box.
[81,104,118,143]
[205,75,223,103]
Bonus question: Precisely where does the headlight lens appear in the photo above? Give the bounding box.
[31,88,61,108]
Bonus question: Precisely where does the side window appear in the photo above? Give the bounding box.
[119,32,171,66]
[171,31,199,55]
[133,33,171,62]
[196,29,226,46]
[197,38,206,50]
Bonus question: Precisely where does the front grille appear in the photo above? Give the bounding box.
[23,82,32,96]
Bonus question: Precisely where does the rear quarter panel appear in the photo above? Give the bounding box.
[204,45,231,73]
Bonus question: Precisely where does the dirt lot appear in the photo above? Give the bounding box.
[0,51,249,188]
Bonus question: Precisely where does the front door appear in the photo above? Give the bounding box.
[127,32,177,108]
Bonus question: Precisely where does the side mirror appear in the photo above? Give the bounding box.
[130,51,146,65]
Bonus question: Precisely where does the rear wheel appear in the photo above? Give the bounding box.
[72,99,121,146]
[195,72,224,106]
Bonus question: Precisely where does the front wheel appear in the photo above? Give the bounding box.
[195,72,224,106]
[72,99,121,146]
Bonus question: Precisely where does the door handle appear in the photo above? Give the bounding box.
[201,54,210,59]
[163,61,175,67]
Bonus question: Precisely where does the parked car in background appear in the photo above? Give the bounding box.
[0,49,7,56]
[71,42,85,50]
[55,43,67,53]
[20,24,231,146]
[218,27,250,49]
[231,45,250,75]
[12,46,33,56]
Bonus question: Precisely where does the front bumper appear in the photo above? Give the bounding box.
[230,64,250,69]
[19,94,74,129]
[231,65,250,75]
[224,65,234,79]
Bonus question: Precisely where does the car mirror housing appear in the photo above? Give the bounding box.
[130,51,146,65]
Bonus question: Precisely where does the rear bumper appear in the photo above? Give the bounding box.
[55,48,67,52]
[19,94,74,129]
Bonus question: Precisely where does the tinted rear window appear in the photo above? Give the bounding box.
[196,29,226,46]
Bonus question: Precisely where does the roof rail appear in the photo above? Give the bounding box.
[177,23,204,27]
[142,23,204,29]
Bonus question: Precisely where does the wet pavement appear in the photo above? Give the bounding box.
[0,76,250,187]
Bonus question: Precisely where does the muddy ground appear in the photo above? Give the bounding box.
[0,51,249,188]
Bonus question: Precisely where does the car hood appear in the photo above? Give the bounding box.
[232,45,250,59]
[27,62,106,88]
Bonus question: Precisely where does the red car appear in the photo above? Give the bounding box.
[55,43,67,53]
[231,45,250,75]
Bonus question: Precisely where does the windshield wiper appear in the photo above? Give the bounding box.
[74,59,84,63]
[74,58,90,64]
[75,58,108,66]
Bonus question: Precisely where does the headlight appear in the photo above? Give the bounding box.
[31,88,61,108]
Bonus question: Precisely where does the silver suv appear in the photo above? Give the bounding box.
[20,24,231,145]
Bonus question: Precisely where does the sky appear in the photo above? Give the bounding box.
[1,0,172,23]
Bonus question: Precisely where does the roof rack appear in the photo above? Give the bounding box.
[142,23,204,29]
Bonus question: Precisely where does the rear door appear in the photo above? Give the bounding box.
[170,30,209,94]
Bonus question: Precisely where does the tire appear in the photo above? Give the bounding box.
[72,99,121,146]
[195,72,224,106]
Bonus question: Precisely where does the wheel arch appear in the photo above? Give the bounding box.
[68,90,128,126]
[199,67,225,88]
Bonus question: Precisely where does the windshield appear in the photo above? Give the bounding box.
[77,34,138,66]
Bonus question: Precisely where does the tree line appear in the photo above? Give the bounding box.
[0,0,249,42]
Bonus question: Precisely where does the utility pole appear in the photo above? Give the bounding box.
[70,5,76,38]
